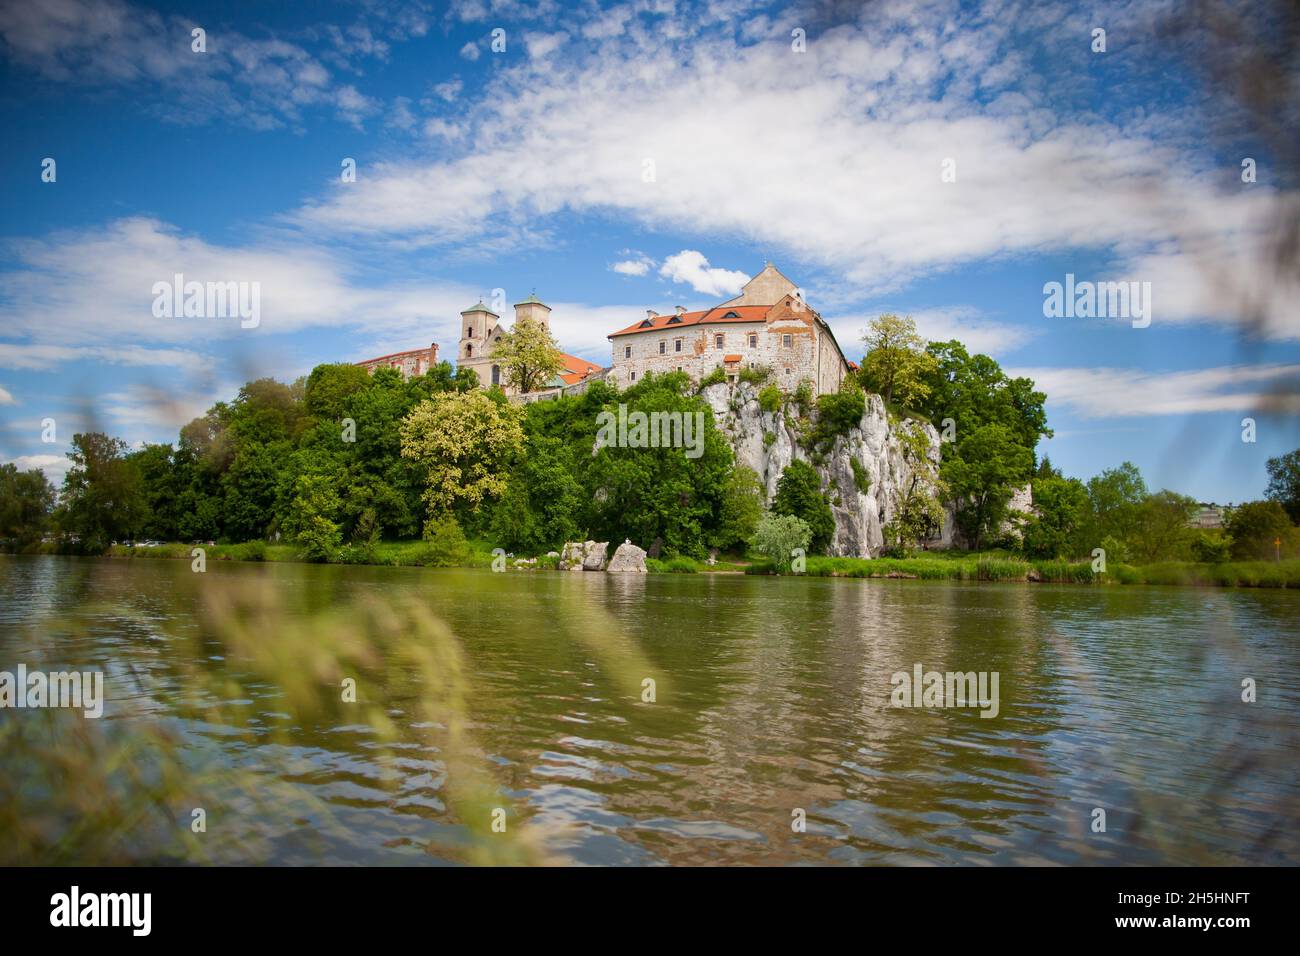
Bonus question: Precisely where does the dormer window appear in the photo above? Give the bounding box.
[723,311,740,319]
[667,315,682,324]
[639,318,654,329]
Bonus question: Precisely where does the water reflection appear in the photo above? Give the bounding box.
[2,556,1296,865]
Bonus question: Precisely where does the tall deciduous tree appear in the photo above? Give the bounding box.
[491,318,565,394]
[1265,448,1300,523]
[400,389,524,525]
[59,433,146,552]
[860,313,938,409]
[772,459,835,553]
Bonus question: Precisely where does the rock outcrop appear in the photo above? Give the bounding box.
[560,540,610,571]
[700,382,944,558]
[606,540,648,573]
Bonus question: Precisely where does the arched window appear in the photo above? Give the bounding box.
[491,364,500,385]
[466,343,473,357]
[467,326,474,337]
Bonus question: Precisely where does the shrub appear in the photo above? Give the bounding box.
[419,515,470,567]
[808,386,866,450]
[1191,532,1231,564]
[758,385,783,414]
[749,512,811,572]
[772,460,835,553]
[850,458,872,495]
[740,365,773,386]
[699,367,726,388]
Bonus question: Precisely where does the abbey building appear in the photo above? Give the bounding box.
[355,263,850,400]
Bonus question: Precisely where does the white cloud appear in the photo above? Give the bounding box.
[0,385,15,405]
[0,217,483,346]
[0,0,392,129]
[0,343,209,372]
[4,453,70,485]
[658,250,748,297]
[524,31,567,60]
[459,41,480,61]
[611,253,654,276]
[1006,364,1300,419]
[285,2,1300,339]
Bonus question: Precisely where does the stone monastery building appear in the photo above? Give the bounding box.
[607,262,850,395]
[356,263,850,399]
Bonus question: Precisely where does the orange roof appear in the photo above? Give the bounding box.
[723,354,743,363]
[608,305,770,337]
[558,352,603,385]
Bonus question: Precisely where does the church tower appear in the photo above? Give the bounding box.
[459,301,499,363]
[513,292,551,328]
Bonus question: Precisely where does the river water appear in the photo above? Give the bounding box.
[2,555,1296,865]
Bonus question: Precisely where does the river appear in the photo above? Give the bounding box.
[2,555,1296,866]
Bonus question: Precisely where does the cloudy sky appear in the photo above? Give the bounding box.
[1,0,1297,500]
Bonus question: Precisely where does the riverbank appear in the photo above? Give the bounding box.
[12,541,1284,588]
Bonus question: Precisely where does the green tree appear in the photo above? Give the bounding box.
[1130,490,1198,563]
[1265,449,1300,523]
[490,434,585,553]
[282,473,342,561]
[59,433,146,552]
[710,465,765,552]
[1225,500,1295,560]
[860,313,938,408]
[0,464,55,548]
[1082,462,1148,551]
[772,459,835,553]
[749,512,811,571]
[585,372,734,557]
[400,389,524,520]
[1021,476,1089,559]
[940,423,1034,550]
[491,318,565,394]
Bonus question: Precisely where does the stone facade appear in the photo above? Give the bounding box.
[606,264,850,396]
[355,343,439,379]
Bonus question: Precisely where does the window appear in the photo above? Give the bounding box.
[466,343,473,357]
[782,334,792,348]
[677,366,683,372]
[630,371,636,381]
[675,339,682,352]
[466,326,474,337]
[659,341,666,354]
[723,311,740,319]
[748,334,757,348]
[491,365,500,385]
[715,334,724,348]
[624,345,631,359]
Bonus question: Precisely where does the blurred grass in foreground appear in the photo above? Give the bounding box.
[1,568,670,865]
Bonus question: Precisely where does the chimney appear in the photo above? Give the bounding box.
[646,309,657,320]
[675,305,685,317]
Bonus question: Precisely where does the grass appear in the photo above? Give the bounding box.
[77,542,1300,588]
[745,553,1300,589]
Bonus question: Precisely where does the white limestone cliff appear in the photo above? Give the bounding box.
[700,382,944,558]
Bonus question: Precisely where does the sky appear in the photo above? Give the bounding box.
[0,0,1297,503]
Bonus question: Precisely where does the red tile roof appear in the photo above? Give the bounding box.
[723,354,743,363]
[557,352,603,385]
[608,305,770,337]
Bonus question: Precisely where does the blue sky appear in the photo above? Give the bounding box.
[1,0,1297,503]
